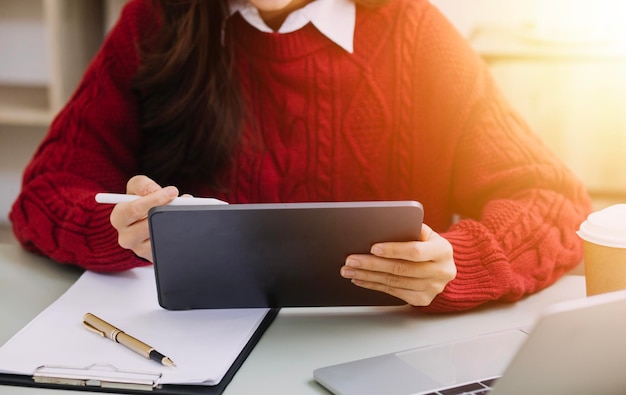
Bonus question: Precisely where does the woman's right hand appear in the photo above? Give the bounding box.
[109,175,179,262]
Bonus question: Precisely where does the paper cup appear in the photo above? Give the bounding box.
[577,204,626,296]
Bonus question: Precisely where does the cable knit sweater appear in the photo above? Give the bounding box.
[10,0,592,312]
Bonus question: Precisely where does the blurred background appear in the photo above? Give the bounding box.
[1,0,625,243]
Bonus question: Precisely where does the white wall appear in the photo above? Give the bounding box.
[431,0,515,37]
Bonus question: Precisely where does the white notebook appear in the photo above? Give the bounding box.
[0,266,271,388]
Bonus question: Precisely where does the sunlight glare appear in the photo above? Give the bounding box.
[526,0,626,44]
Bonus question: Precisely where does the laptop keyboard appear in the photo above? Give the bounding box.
[421,377,498,395]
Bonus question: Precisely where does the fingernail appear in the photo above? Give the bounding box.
[345,258,360,268]
[371,245,384,255]
[164,186,178,197]
[341,267,356,278]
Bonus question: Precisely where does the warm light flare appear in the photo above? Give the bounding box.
[523,0,626,44]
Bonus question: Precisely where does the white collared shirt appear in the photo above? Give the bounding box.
[229,0,356,53]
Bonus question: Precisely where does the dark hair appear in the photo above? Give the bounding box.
[133,0,390,190]
[133,0,242,190]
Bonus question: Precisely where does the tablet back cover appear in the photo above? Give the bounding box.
[149,201,423,309]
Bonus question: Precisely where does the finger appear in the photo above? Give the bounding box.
[342,255,448,306]
[126,175,162,196]
[370,241,429,263]
[129,186,178,219]
[113,211,155,262]
[347,264,443,292]
[117,216,150,250]
[341,255,435,285]
[115,186,179,226]
[133,237,154,262]
[350,278,440,306]
[419,223,435,242]
[341,254,455,294]
[370,227,449,263]
[118,225,153,262]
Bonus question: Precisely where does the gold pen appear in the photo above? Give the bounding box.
[83,313,176,367]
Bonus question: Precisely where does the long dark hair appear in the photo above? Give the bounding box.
[133,0,241,190]
[133,0,390,190]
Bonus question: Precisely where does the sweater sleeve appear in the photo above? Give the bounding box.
[430,97,592,312]
[413,4,593,312]
[9,0,154,272]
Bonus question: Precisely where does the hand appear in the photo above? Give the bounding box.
[109,175,179,262]
[340,224,456,306]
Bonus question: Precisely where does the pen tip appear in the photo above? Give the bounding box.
[163,357,176,367]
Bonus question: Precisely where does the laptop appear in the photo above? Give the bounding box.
[314,288,626,395]
[148,201,423,309]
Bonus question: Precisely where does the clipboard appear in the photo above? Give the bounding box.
[0,308,279,394]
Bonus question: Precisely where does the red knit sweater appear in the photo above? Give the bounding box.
[10,0,592,312]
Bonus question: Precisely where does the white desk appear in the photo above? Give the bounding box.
[0,243,587,394]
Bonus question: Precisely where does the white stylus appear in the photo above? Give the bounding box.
[95,193,228,206]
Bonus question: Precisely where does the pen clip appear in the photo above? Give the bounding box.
[83,320,106,337]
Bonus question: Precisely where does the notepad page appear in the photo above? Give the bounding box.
[0,266,270,385]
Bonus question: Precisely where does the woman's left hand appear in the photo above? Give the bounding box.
[340,224,456,306]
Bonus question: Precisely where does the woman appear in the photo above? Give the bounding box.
[10,0,592,312]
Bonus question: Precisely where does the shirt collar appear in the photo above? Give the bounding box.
[229,0,355,53]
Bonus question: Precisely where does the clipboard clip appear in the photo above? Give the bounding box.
[33,363,162,391]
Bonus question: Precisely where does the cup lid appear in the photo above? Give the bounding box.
[577,204,626,248]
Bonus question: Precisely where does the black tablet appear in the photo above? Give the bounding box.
[148,201,423,309]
